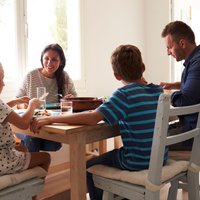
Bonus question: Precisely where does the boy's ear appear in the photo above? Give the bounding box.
[142,63,145,73]
[114,72,122,81]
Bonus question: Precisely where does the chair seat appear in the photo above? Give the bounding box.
[0,178,44,200]
[0,167,47,200]
[0,166,47,190]
[88,159,189,190]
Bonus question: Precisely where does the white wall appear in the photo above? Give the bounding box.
[78,0,146,97]
[144,0,171,84]
[77,0,171,98]
[76,0,171,151]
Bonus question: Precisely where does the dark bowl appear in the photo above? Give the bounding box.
[65,97,103,112]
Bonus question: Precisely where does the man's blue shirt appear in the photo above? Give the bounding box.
[171,45,200,131]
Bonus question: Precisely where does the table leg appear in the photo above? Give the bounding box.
[70,133,87,200]
[98,139,107,154]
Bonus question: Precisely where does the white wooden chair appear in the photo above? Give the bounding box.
[88,93,200,200]
[0,166,47,200]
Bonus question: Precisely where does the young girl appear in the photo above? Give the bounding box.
[0,63,50,178]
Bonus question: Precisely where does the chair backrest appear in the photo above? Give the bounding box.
[148,93,200,187]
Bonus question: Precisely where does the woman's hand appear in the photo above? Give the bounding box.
[17,96,30,104]
[16,96,30,109]
[8,96,30,108]
[63,94,74,99]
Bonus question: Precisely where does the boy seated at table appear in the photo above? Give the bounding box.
[31,44,164,200]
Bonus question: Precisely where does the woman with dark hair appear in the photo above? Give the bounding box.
[18,43,77,102]
[15,43,77,152]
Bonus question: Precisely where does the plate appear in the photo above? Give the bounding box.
[46,102,60,109]
[15,109,61,117]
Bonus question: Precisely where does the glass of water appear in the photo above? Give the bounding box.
[60,100,73,115]
[37,87,46,110]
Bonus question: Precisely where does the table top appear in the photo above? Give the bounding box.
[11,121,120,144]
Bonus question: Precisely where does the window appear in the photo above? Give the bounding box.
[171,0,200,81]
[0,0,17,81]
[0,0,84,100]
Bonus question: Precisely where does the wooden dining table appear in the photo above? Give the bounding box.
[11,121,120,200]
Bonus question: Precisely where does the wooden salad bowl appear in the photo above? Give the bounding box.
[65,97,103,112]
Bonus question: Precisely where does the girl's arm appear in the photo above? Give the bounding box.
[5,98,40,129]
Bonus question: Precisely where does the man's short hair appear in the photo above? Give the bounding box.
[161,21,195,44]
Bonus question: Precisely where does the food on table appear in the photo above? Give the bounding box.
[34,109,51,116]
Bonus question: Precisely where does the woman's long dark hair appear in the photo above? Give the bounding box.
[40,43,66,96]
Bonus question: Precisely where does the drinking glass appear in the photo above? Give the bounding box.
[37,87,46,109]
[60,100,73,115]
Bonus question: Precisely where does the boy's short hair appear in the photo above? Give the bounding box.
[161,21,195,44]
[111,44,143,82]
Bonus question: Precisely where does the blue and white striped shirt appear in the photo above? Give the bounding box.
[97,82,166,170]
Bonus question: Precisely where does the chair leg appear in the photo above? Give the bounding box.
[145,191,160,200]
[103,191,115,200]
[167,180,179,200]
[102,191,124,200]
[187,172,200,200]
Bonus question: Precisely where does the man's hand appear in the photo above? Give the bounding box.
[160,81,181,90]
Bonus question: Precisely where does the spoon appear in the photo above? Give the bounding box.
[55,94,63,99]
